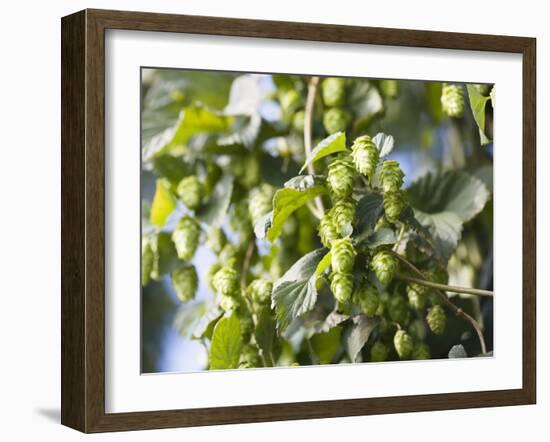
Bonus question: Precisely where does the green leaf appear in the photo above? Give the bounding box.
[466,85,491,146]
[354,193,384,237]
[267,178,327,242]
[209,314,243,370]
[366,227,396,248]
[311,327,342,364]
[272,248,327,330]
[254,308,276,366]
[144,105,231,160]
[172,301,218,339]
[315,250,332,277]
[150,179,176,227]
[448,344,468,359]
[407,171,490,223]
[343,314,379,362]
[348,80,384,130]
[196,174,234,226]
[299,132,347,173]
[372,133,395,157]
[414,211,463,260]
[224,74,264,116]
[149,232,179,281]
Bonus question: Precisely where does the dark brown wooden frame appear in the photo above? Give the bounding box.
[61,8,536,433]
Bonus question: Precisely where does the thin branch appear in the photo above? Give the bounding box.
[304,76,325,216]
[398,274,494,297]
[389,250,487,354]
[392,224,406,252]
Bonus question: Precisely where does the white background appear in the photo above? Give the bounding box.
[0,0,547,440]
[106,30,523,412]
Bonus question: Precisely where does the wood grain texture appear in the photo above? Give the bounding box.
[61,8,537,433]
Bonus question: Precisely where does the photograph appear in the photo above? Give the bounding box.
[140,68,495,373]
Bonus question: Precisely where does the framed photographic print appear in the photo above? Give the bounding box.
[61,9,536,433]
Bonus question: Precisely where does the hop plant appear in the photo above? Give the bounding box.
[370,341,389,362]
[371,250,398,286]
[327,155,356,199]
[329,198,356,235]
[279,89,301,114]
[331,238,357,273]
[205,262,222,292]
[171,265,198,303]
[379,79,398,98]
[247,278,273,306]
[141,237,153,286]
[322,77,347,107]
[236,304,254,343]
[172,216,200,261]
[176,175,204,210]
[377,160,405,193]
[351,135,379,180]
[292,110,305,132]
[318,213,339,247]
[249,185,272,227]
[354,284,380,317]
[218,293,239,312]
[218,243,239,268]
[407,283,428,310]
[383,189,407,223]
[239,344,262,368]
[389,296,409,325]
[412,343,431,360]
[206,226,227,254]
[323,107,351,134]
[212,266,240,297]
[441,83,465,118]
[330,272,354,303]
[394,330,413,359]
[427,305,447,335]
[230,200,253,239]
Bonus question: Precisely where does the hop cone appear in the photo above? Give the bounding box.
[236,304,254,343]
[383,190,406,223]
[322,77,347,107]
[318,213,339,247]
[329,198,356,235]
[380,79,398,98]
[249,185,272,227]
[371,250,398,286]
[176,175,204,210]
[219,293,239,312]
[354,284,380,317]
[323,107,351,134]
[239,344,262,368]
[292,110,305,132]
[141,237,153,286]
[351,135,379,179]
[377,160,405,193]
[407,283,428,310]
[370,341,389,362]
[205,262,221,292]
[330,272,354,303]
[279,89,301,114]
[327,155,356,199]
[247,278,273,305]
[204,162,222,195]
[441,83,465,118]
[412,343,431,360]
[172,216,200,261]
[172,265,198,303]
[230,200,253,239]
[213,266,239,297]
[394,330,413,359]
[331,238,357,273]
[427,305,447,335]
[389,296,409,325]
[206,226,227,254]
[218,243,239,268]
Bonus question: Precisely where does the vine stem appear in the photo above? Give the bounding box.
[304,76,325,217]
[389,250,488,354]
[398,274,494,297]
